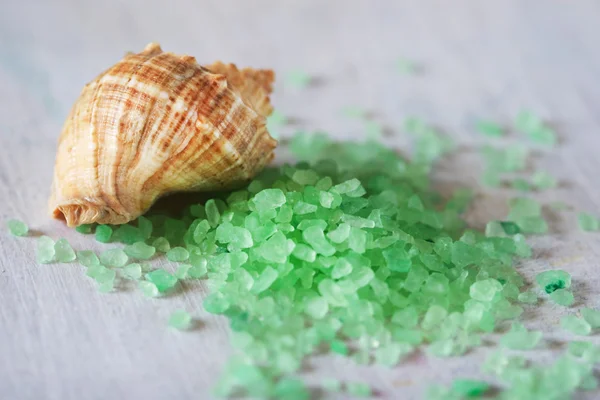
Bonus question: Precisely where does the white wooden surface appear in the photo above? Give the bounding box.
[2,1,600,399]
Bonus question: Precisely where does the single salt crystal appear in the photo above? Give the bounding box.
[291,243,316,262]
[451,379,489,397]
[428,339,456,357]
[293,201,317,215]
[113,224,144,244]
[375,342,413,367]
[273,377,310,400]
[508,197,541,219]
[86,264,107,279]
[528,126,557,147]
[168,310,192,330]
[253,188,286,210]
[326,223,350,243]
[382,244,412,272]
[561,315,592,336]
[258,231,291,263]
[205,199,220,227]
[247,179,264,194]
[396,57,417,74]
[581,308,600,328]
[451,241,484,267]
[421,305,448,330]
[469,279,502,302]
[188,256,208,278]
[332,178,361,194]
[318,279,348,306]
[549,288,574,306]
[215,221,234,242]
[174,264,192,280]
[321,378,341,392]
[76,250,100,268]
[192,220,211,243]
[532,171,557,190]
[99,248,128,267]
[476,120,504,137]
[304,296,328,319]
[122,263,142,280]
[37,236,55,263]
[7,219,28,236]
[403,264,428,293]
[203,292,230,314]
[233,268,254,291]
[330,340,348,355]
[228,226,253,250]
[151,237,170,253]
[166,247,189,262]
[568,341,595,357]
[136,215,152,239]
[54,238,76,262]
[250,266,278,294]
[404,116,428,134]
[485,221,506,237]
[391,306,418,328]
[331,258,353,279]
[316,177,333,192]
[285,69,312,89]
[303,226,335,256]
[94,267,116,292]
[348,228,367,253]
[346,382,371,397]
[95,225,113,243]
[124,242,156,260]
[536,270,571,293]
[341,214,375,228]
[139,281,159,297]
[516,216,548,234]
[500,221,520,235]
[512,178,532,192]
[318,191,334,208]
[512,234,531,258]
[578,212,600,232]
[500,322,542,350]
[292,169,319,186]
[483,350,526,377]
[482,169,501,188]
[145,269,178,293]
[517,290,538,304]
[515,110,543,133]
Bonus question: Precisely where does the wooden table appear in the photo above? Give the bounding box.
[2,1,600,399]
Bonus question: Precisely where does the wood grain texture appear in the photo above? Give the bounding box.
[1,1,600,399]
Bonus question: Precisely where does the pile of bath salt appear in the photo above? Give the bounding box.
[9,128,600,400]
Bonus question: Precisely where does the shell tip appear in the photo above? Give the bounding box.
[143,42,163,54]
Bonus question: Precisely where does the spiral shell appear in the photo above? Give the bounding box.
[49,43,277,227]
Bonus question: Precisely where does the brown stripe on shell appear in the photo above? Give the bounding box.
[97,54,157,216]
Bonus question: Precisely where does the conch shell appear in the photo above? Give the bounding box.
[49,43,277,227]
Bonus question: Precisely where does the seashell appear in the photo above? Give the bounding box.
[49,43,277,227]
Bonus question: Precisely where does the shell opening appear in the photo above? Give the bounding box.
[52,203,120,227]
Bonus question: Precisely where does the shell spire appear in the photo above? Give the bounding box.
[49,43,277,227]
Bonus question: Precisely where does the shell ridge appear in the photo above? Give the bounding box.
[113,50,183,214]
[136,68,214,202]
[103,55,153,216]
[176,80,251,187]
[118,51,183,212]
[151,74,233,188]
